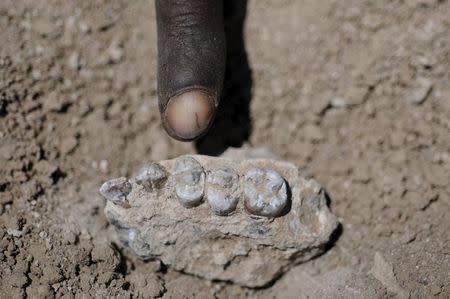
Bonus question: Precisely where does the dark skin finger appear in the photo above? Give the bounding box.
[155,0,226,141]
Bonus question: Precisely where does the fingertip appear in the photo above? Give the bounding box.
[163,89,216,141]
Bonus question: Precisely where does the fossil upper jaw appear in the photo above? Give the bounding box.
[100,154,339,287]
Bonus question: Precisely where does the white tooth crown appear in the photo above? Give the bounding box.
[135,162,168,191]
[206,166,240,216]
[99,177,131,206]
[172,156,205,208]
[243,167,288,217]
[100,153,339,287]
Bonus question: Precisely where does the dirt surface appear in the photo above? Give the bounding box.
[0,0,449,298]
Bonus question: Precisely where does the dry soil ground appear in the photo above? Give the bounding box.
[0,0,449,298]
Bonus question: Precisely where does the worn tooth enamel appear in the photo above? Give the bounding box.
[99,177,132,206]
[243,167,288,217]
[135,162,168,191]
[175,156,202,172]
[206,166,240,216]
[173,156,205,208]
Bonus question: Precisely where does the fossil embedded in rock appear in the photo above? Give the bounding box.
[99,177,132,206]
[135,162,168,191]
[102,151,339,287]
[206,166,240,216]
[172,156,205,208]
[243,167,288,217]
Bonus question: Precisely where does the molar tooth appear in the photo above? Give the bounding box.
[99,177,132,206]
[135,162,168,191]
[173,156,205,208]
[206,166,240,216]
[243,167,288,217]
[175,156,202,172]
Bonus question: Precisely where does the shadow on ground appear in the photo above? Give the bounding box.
[195,0,253,156]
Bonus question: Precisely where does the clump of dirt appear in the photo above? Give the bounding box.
[0,0,449,298]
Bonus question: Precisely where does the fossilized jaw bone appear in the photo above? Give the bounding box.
[100,153,339,287]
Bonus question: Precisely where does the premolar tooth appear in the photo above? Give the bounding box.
[243,167,288,217]
[135,162,168,191]
[99,177,132,206]
[173,156,205,208]
[206,167,240,216]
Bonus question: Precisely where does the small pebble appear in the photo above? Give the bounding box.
[67,52,80,70]
[99,160,109,173]
[330,97,346,108]
[60,136,78,155]
[108,43,124,63]
[7,229,23,237]
[407,77,433,105]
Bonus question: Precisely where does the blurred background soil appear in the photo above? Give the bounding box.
[0,0,449,298]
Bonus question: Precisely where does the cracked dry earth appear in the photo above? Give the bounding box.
[0,0,449,298]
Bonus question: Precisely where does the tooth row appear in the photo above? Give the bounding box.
[100,156,289,218]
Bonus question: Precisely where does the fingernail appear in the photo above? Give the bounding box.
[163,89,216,141]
